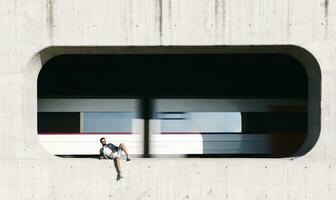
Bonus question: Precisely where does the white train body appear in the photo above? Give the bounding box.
[38,98,306,156]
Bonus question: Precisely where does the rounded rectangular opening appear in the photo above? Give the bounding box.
[36,46,321,158]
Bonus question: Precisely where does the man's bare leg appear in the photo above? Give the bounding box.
[119,143,129,157]
[114,157,123,180]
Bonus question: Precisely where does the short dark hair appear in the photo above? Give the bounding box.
[100,137,105,143]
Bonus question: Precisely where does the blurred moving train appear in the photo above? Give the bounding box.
[38,98,307,157]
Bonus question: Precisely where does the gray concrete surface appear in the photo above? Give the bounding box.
[0,0,336,199]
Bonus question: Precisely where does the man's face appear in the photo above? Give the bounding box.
[101,139,106,145]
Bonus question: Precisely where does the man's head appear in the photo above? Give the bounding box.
[100,137,106,146]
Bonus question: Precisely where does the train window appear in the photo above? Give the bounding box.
[37,47,320,158]
[157,112,242,133]
[38,112,80,133]
[83,112,137,133]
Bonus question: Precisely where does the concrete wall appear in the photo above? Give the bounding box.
[0,0,335,199]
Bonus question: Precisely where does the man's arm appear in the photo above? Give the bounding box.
[108,143,119,152]
[98,148,105,159]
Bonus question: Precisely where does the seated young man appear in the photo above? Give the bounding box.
[99,137,131,180]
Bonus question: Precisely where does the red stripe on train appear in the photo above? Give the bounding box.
[38,132,201,135]
[160,132,201,134]
[38,132,235,135]
[38,132,132,135]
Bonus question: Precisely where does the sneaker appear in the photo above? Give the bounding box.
[126,156,132,161]
[117,173,124,181]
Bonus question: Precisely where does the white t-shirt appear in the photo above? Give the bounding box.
[103,146,112,157]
